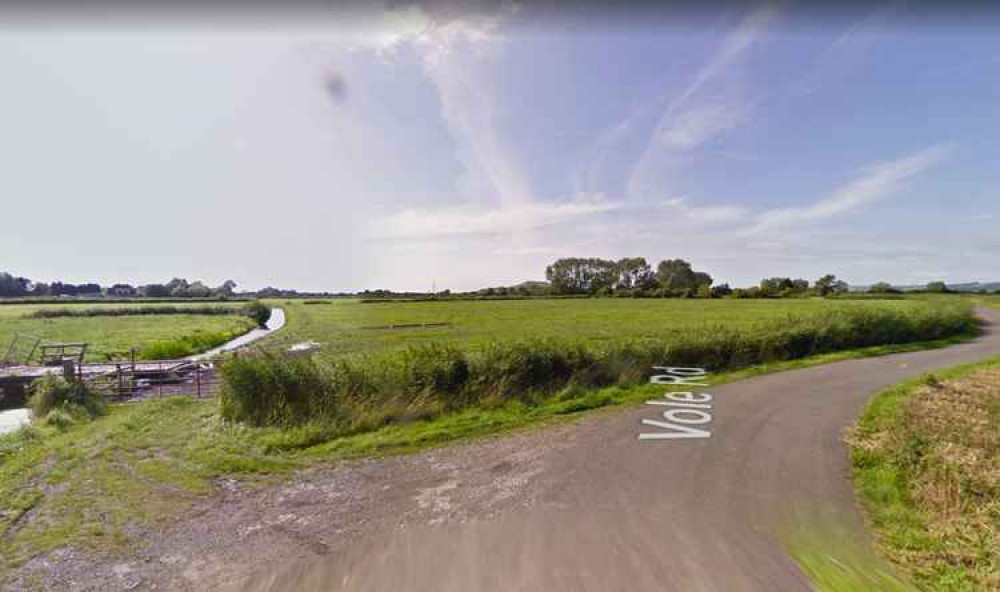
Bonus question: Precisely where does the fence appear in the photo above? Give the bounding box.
[80,358,225,401]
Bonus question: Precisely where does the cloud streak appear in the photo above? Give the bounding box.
[748,144,952,234]
[625,4,779,199]
[368,197,623,239]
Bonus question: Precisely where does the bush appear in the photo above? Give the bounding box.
[27,375,105,420]
[243,301,272,327]
[219,352,343,427]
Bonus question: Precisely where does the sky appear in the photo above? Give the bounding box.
[1,1,998,292]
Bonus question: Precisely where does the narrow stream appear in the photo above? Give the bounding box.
[0,308,286,435]
[187,307,285,360]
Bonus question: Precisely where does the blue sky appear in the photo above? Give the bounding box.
[1,3,997,291]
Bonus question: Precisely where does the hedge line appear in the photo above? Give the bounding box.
[220,301,978,431]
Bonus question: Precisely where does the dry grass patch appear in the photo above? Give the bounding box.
[850,364,1000,591]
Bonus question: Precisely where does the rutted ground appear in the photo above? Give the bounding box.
[3,421,580,591]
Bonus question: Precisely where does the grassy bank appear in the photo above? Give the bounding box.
[223,301,976,431]
[849,358,1000,591]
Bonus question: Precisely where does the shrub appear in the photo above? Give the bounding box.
[219,352,343,427]
[243,301,272,327]
[27,375,105,420]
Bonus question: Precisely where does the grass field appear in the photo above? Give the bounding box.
[264,297,941,359]
[850,357,1000,591]
[0,302,256,362]
[0,295,982,581]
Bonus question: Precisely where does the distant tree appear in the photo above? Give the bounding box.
[256,286,282,298]
[759,277,792,297]
[140,284,170,298]
[186,281,212,298]
[925,281,949,293]
[614,257,656,291]
[655,259,712,295]
[30,282,51,296]
[107,283,137,297]
[790,279,810,293]
[215,280,238,297]
[696,284,712,299]
[545,258,618,295]
[0,272,30,297]
[75,283,103,296]
[711,283,733,298]
[814,274,849,296]
[869,282,895,294]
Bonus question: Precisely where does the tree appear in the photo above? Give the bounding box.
[185,281,212,298]
[166,278,190,297]
[868,282,894,294]
[140,284,170,297]
[215,280,238,297]
[711,283,733,298]
[925,281,948,293]
[0,272,30,297]
[814,274,848,296]
[107,283,137,297]
[545,258,617,295]
[655,259,712,295]
[614,257,655,291]
[759,277,792,297]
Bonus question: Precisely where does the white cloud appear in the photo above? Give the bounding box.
[368,197,623,239]
[660,196,748,223]
[626,4,779,199]
[749,145,952,234]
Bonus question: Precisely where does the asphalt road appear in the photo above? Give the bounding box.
[241,307,1000,592]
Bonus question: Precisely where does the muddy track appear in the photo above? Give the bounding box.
[9,308,1000,592]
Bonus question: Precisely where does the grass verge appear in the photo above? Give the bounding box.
[848,357,1000,591]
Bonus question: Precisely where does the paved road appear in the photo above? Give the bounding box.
[243,307,1000,592]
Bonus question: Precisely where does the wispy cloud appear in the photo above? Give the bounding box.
[626,4,779,199]
[368,197,623,239]
[748,145,952,234]
[660,196,748,223]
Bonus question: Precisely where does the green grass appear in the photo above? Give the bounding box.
[850,357,1000,591]
[264,297,948,359]
[784,520,916,592]
[0,302,256,361]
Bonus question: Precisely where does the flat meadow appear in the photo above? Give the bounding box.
[264,297,952,359]
[0,302,256,362]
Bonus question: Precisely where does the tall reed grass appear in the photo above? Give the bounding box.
[220,301,978,433]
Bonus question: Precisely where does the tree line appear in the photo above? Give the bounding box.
[0,272,240,299]
[541,257,950,298]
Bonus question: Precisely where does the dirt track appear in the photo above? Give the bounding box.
[13,308,1000,592]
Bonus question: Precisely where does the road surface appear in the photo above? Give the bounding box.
[234,307,1000,592]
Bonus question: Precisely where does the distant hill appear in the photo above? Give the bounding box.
[852,282,1000,293]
